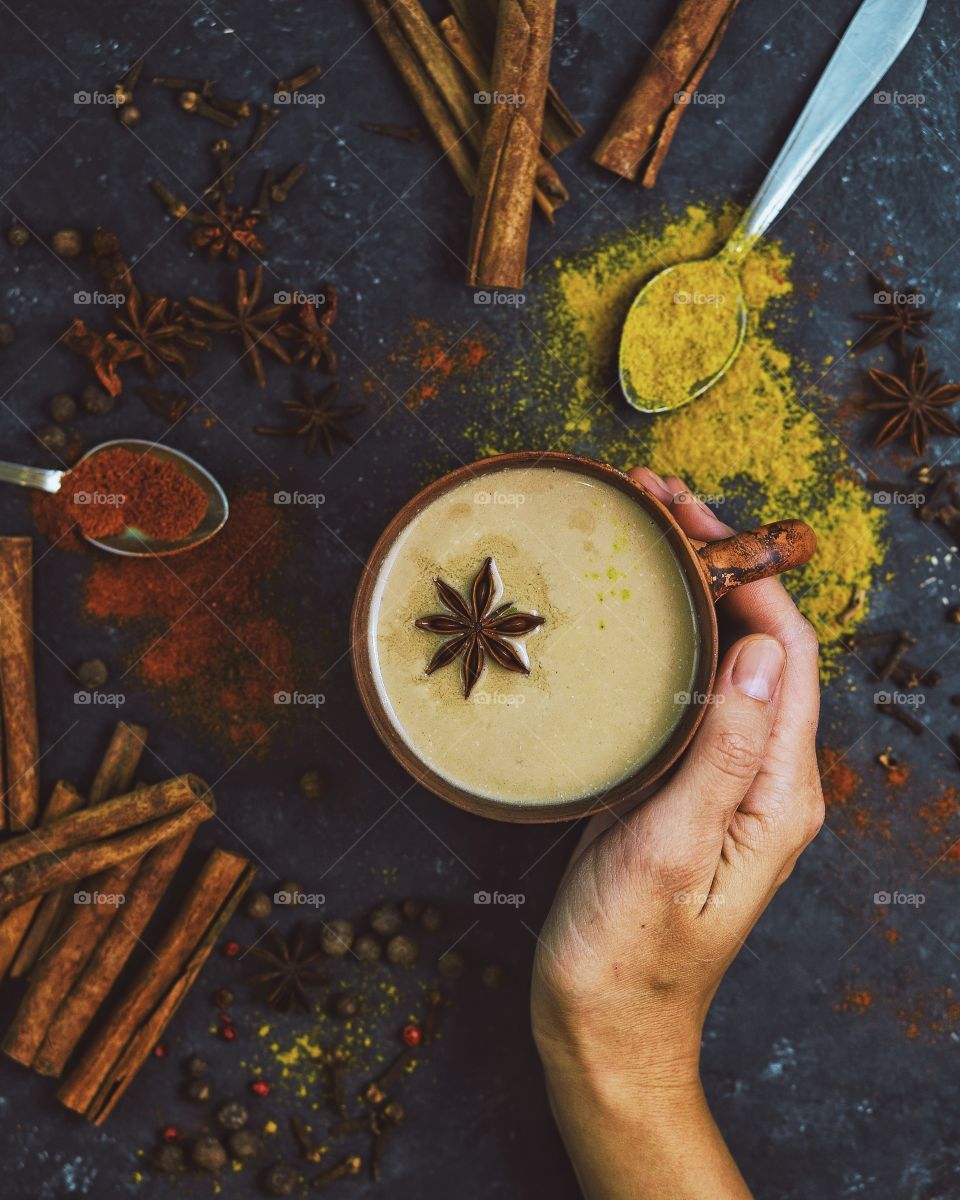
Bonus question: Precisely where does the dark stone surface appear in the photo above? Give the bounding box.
[0,1,956,1197]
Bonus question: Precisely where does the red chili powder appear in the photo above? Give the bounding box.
[374,318,492,408]
[33,447,207,545]
[82,491,293,750]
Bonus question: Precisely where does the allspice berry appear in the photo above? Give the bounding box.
[80,383,114,415]
[217,1100,249,1131]
[52,228,83,258]
[386,934,418,967]
[320,918,354,957]
[7,225,29,248]
[298,769,323,800]
[368,901,402,938]
[481,963,505,989]
[76,658,108,690]
[185,1078,212,1102]
[353,932,382,962]
[153,1143,185,1174]
[420,903,445,933]
[0,322,15,346]
[437,949,465,980]
[119,104,141,128]
[191,1135,228,1171]
[245,890,273,920]
[49,392,77,423]
[37,424,67,453]
[228,1129,260,1161]
[263,1162,300,1197]
[401,897,423,922]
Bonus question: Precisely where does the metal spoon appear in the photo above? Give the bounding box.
[0,438,228,556]
[620,0,927,413]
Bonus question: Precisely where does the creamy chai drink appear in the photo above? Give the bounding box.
[367,463,701,807]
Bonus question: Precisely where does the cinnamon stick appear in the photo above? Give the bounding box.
[0,782,84,981]
[439,14,568,222]
[0,796,213,913]
[361,0,475,195]
[0,537,39,831]
[593,0,740,186]
[11,722,148,978]
[58,848,255,1123]
[466,0,557,290]
[0,773,207,876]
[14,829,197,1075]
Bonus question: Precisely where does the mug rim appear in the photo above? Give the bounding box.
[350,451,719,824]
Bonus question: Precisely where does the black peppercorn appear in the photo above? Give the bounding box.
[333,992,359,1018]
[480,963,505,989]
[119,104,141,127]
[401,897,423,922]
[7,225,29,248]
[191,1135,228,1171]
[437,949,465,980]
[52,228,83,258]
[0,323,15,346]
[228,1129,260,1161]
[368,901,402,938]
[80,383,114,415]
[183,1053,208,1077]
[420,904,445,933]
[49,392,77,423]
[386,934,418,967]
[245,889,273,920]
[263,1161,300,1196]
[320,918,354,956]
[298,768,323,800]
[217,1100,249,1131]
[185,1078,212,1102]
[37,424,67,453]
[353,932,382,962]
[153,1142,186,1173]
[75,658,108,690]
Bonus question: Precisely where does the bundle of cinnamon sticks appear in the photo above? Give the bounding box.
[360,0,582,289]
[0,536,255,1122]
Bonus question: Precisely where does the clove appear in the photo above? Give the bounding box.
[179,90,239,129]
[276,64,323,98]
[270,163,306,204]
[875,699,924,736]
[312,1154,361,1188]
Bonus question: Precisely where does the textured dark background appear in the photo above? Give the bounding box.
[0,1,957,1197]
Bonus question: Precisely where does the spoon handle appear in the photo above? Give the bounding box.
[0,461,65,493]
[724,0,926,258]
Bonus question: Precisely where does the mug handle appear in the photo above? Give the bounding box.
[695,519,817,600]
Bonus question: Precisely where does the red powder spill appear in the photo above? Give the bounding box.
[80,491,293,751]
[32,447,207,545]
[384,318,492,408]
[837,989,874,1014]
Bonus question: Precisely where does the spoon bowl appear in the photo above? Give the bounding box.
[0,438,228,557]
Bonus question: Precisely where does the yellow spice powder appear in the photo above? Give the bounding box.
[461,202,886,676]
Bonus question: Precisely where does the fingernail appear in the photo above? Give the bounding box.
[732,636,785,702]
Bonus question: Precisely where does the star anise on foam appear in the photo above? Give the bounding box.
[854,273,934,354]
[247,925,327,1013]
[189,266,291,388]
[415,557,545,699]
[864,345,960,457]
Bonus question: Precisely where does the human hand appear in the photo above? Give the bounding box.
[531,468,824,1200]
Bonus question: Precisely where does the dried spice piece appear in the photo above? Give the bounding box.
[61,321,141,397]
[115,291,210,378]
[189,266,290,388]
[247,925,326,1013]
[189,199,265,261]
[864,345,960,457]
[415,557,545,698]
[854,273,934,354]
[137,386,197,424]
[276,289,338,373]
[254,381,362,456]
[359,121,423,143]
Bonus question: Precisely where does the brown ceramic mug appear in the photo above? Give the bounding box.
[351,452,816,824]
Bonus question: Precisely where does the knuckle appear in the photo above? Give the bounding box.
[701,726,763,782]
[787,615,819,657]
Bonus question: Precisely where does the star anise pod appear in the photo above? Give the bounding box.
[189,266,291,388]
[247,925,326,1013]
[115,291,211,379]
[254,380,362,456]
[864,345,960,457]
[415,557,545,699]
[855,273,934,354]
[277,287,338,374]
[189,199,265,260]
[61,319,142,396]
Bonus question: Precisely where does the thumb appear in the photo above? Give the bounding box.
[644,634,785,846]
